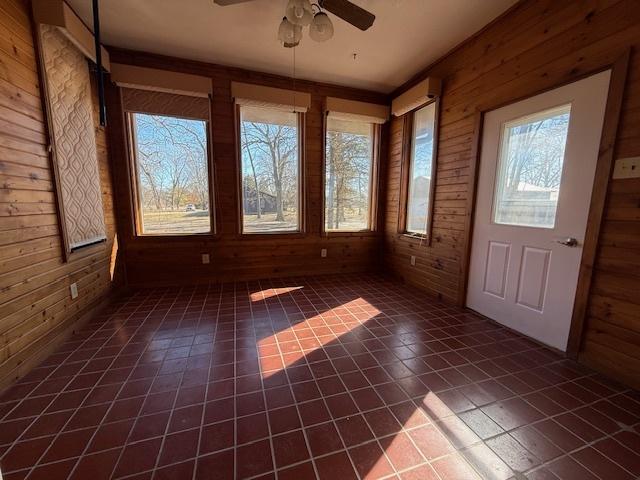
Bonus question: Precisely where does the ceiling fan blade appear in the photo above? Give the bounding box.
[213,0,256,6]
[320,0,375,31]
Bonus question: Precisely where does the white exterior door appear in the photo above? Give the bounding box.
[466,71,611,351]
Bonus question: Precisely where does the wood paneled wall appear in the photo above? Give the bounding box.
[2,0,637,390]
[0,0,118,389]
[106,49,388,287]
[383,0,640,387]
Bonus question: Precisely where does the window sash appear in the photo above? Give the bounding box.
[492,104,571,229]
[127,112,214,236]
[239,105,303,235]
[324,118,376,232]
[405,102,437,236]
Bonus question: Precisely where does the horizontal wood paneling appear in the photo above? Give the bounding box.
[0,0,119,390]
[383,0,640,388]
[106,48,388,286]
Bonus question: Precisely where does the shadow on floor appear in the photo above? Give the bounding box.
[0,273,639,479]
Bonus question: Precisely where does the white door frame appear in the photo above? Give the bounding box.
[460,51,630,357]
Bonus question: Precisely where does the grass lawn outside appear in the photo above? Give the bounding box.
[140,209,367,234]
[141,210,211,234]
[243,212,299,233]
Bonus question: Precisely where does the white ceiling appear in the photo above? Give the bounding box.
[68,0,517,93]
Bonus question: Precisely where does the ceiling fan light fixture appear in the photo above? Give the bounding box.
[292,23,303,44]
[285,0,313,27]
[309,11,333,42]
[278,16,301,45]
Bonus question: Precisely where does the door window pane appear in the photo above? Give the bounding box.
[130,113,211,235]
[493,105,571,228]
[325,118,374,231]
[240,106,300,233]
[406,102,436,234]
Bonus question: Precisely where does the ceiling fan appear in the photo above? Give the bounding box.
[213,0,375,47]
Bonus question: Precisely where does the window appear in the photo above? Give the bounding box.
[493,105,571,228]
[325,118,375,231]
[239,106,301,233]
[406,102,437,235]
[129,113,211,235]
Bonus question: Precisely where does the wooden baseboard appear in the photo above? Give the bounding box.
[0,290,117,394]
[125,265,380,289]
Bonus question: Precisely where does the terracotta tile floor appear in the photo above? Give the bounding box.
[1,273,639,480]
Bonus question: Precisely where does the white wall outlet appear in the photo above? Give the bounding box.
[321,248,327,258]
[410,255,416,266]
[201,253,210,264]
[70,282,78,299]
[613,157,640,179]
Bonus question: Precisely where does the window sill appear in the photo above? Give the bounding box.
[238,231,306,240]
[323,230,379,238]
[132,232,220,243]
[400,232,430,244]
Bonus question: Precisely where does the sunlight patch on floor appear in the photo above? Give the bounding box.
[257,299,378,378]
[249,286,304,301]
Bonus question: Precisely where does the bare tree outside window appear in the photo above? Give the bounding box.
[325,118,374,231]
[493,105,571,228]
[406,103,436,234]
[240,106,300,233]
[131,113,211,234]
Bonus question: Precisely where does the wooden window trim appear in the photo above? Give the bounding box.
[124,110,217,239]
[321,115,381,236]
[397,99,440,245]
[235,104,306,238]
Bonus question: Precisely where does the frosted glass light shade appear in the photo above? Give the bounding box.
[310,12,333,42]
[278,17,297,44]
[284,26,302,47]
[285,0,313,27]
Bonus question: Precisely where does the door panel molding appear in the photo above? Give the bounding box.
[483,241,510,298]
[516,246,551,312]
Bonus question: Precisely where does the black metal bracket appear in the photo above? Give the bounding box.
[93,0,106,126]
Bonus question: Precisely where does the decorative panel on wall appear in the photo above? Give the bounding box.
[39,24,106,250]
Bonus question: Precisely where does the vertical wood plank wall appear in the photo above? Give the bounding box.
[0,0,118,389]
[383,0,640,387]
[106,49,388,286]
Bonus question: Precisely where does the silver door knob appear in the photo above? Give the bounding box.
[556,237,578,247]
